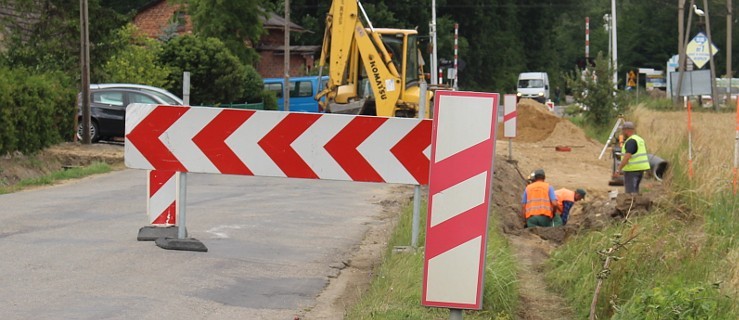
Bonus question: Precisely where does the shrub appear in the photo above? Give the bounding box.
[0,68,76,154]
[242,65,263,103]
[261,90,278,110]
[158,35,247,105]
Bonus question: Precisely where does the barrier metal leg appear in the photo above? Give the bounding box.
[450,309,463,320]
[412,185,421,248]
[155,172,208,252]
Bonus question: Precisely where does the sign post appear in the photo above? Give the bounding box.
[422,91,499,314]
[412,81,429,248]
[734,98,738,194]
[687,97,694,179]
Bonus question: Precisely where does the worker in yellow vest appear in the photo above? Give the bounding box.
[555,188,586,225]
[616,121,651,194]
[521,169,559,227]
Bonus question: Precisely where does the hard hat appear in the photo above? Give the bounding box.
[534,169,545,179]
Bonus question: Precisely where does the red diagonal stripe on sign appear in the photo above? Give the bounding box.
[149,170,176,197]
[503,110,517,122]
[259,113,321,179]
[325,116,387,182]
[429,139,494,195]
[126,105,188,171]
[425,203,488,260]
[151,201,176,225]
[192,109,255,175]
[390,120,432,184]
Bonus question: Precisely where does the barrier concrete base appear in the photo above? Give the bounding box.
[155,237,208,252]
[137,226,186,241]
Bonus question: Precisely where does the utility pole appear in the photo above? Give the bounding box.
[727,0,733,103]
[283,0,291,111]
[611,0,618,89]
[79,0,91,144]
[703,0,718,110]
[677,0,685,103]
[430,0,438,86]
[678,0,696,99]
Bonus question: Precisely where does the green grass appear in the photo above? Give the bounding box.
[546,197,737,319]
[545,133,738,319]
[0,162,113,194]
[346,202,518,319]
[549,104,738,318]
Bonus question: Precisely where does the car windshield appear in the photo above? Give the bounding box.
[146,91,180,105]
[518,79,544,88]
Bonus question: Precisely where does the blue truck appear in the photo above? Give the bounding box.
[262,76,328,112]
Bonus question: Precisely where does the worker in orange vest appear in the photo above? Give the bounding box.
[555,188,586,225]
[521,169,559,227]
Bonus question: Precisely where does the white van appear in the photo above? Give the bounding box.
[516,72,550,103]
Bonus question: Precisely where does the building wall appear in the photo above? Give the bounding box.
[257,52,311,78]
[133,0,192,38]
[256,30,315,78]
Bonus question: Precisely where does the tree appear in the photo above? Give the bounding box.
[0,0,127,82]
[565,52,623,127]
[186,0,264,65]
[101,24,171,87]
[158,35,248,105]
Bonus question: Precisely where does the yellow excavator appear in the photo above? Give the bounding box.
[314,0,431,118]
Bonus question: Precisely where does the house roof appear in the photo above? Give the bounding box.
[263,12,306,32]
[256,44,321,53]
[137,1,307,32]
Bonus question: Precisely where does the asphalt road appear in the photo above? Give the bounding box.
[0,169,391,319]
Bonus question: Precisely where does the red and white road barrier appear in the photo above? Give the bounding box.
[147,170,177,226]
[585,16,590,59]
[503,94,517,138]
[125,105,432,185]
[453,23,459,90]
[546,101,555,113]
[422,91,499,310]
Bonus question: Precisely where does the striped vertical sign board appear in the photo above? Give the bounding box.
[147,170,177,225]
[422,90,499,310]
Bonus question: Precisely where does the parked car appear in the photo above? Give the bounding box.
[263,76,329,112]
[77,84,183,142]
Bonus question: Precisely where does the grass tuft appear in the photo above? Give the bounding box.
[0,162,112,194]
[346,202,518,319]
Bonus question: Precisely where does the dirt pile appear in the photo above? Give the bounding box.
[498,99,561,143]
[498,99,598,147]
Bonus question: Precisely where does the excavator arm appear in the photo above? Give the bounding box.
[315,0,403,117]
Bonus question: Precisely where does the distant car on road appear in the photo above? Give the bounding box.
[77,84,183,142]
